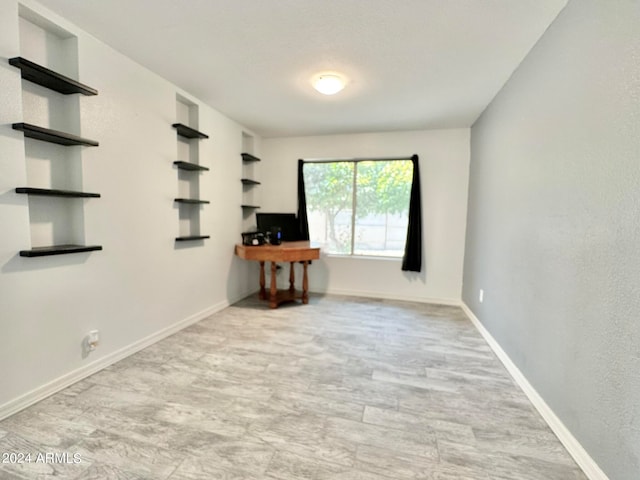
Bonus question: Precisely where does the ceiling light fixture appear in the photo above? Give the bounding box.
[313,73,346,95]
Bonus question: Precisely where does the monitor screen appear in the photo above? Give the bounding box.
[256,213,300,241]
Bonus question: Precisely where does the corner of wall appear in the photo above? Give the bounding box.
[460,302,609,480]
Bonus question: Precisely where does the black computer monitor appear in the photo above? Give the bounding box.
[256,213,300,241]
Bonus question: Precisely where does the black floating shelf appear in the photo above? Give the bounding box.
[241,178,261,185]
[174,161,209,171]
[20,244,102,257]
[241,205,261,209]
[9,57,98,96]
[175,235,210,242]
[175,198,210,204]
[241,153,261,162]
[16,187,100,198]
[172,123,209,139]
[13,123,99,147]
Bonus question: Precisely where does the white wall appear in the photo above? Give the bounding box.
[0,0,254,417]
[463,1,640,478]
[261,129,470,304]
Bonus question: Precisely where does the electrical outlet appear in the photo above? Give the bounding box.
[87,330,100,351]
[479,289,484,303]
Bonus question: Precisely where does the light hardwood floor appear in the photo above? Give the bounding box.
[0,294,587,479]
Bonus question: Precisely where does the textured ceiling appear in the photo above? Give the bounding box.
[40,0,567,138]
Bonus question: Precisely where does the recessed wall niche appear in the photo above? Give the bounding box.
[13,7,101,257]
[173,95,210,243]
[241,131,261,230]
[19,9,80,133]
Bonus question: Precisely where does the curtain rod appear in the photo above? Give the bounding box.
[301,155,415,164]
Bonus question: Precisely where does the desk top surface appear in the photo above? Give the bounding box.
[235,241,320,261]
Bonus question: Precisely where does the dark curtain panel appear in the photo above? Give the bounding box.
[297,159,310,241]
[402,154,422,272]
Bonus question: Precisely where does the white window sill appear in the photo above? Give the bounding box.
[324,254,402,262]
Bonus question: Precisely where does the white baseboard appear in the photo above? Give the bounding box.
[460,302,609,480]
[313,287,461,307]
[0,299,233,422]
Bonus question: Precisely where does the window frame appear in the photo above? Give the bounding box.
[302,156,414,258]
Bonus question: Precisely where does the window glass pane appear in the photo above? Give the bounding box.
[354,160,412,257]
[304,162,354,254]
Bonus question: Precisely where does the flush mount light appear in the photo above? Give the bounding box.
[313,73,346,95]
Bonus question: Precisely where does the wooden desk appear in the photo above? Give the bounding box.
[235,241,320,308]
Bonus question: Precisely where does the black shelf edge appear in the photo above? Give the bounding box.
[241,153,261,162]
[174,161,209,171]
[174,198,210,204]
[12,123,99,147]
[241,178,261,185]
[175,235,210,242]
[16,187,100,198]
[20,244,102,257]
[241,205,261,209]
[172,123,209,139]
[9,57,98,96]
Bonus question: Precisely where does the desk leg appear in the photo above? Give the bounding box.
[302,261,309,304]
[289,262,295,292]
[269,262,278,309]
[259,261,266,300]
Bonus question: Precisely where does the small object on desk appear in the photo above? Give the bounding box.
[241,231,265,246]
[235,241,320,309]
[267,226,282,245]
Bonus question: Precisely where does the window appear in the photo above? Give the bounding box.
[303,159,413,257]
